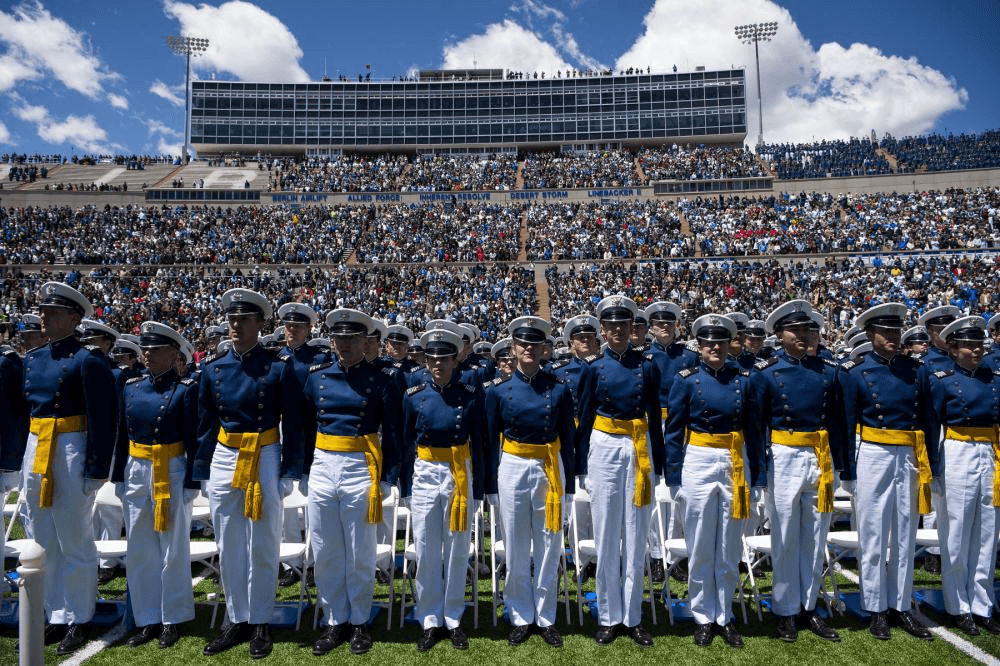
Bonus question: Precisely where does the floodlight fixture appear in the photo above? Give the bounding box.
[734,21,778,146]
[166,36,210,161]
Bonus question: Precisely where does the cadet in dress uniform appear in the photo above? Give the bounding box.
[725,312,757,371]
[665,314,764,649]
[985,314,1000,371]
[549,314,600,418]
[194,288,305,659]
[576,296,663,648]
[926,316,1000,636]
[408,339,426,369]
[490,337,514,381]
[751,300,845,643]
[485,316,575,648]
[840,303,934,641]
[902,326,931,359]
[111,338,144,380]
[304,308,402,657]
[744,319,771,359]
[21,282,119,654]
[384,324,421,374]
[19,313,47,352]
[0,338,27,564]
[114,322,199,649]
[401,327,485,652]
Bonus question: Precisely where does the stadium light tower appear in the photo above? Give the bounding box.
[165,36,209,162]
[734,21,778,147]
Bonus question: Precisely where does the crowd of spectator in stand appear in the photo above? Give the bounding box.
[520,149,643,189]
[525,199,692,260]
[400,153,518,191]
[0,262,537,350]
[352,202,522,263]
[879,130,1000,172]
[638,145,766,182]
[758,138,892,180]
[544,252,1000,342]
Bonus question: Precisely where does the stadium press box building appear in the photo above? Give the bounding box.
[189,68,748,155]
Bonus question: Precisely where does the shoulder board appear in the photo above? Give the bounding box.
[840,360,859,371]
[309,361,333,373]
[406,383,426,396]
[678,367,699,378]
[381,366,397,377]
[642,352,654,362]
[583,354,600,364]
[125,375,144,386]
[406,365,422,374]
[754,357,778,371]
[391,360,403,369]
[933,369,953,379]
[462,382,477,393]
[822,358,839,368]
[549,358,570,370]
[84,344,102,353]
[739,368,751,377]
[201,352,221,365]
[180,377,197,386]
[995,370,1000,377]
[272,350,290,361]
[2,347,17,358]
[493,376,511,387]
[277,348,291,358]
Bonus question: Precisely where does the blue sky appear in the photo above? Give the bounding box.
[0,0,995,157]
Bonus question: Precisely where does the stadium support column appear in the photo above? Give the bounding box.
[734,22,778,147]
[166,36,210,162]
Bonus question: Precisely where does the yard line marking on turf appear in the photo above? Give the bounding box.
[834,563,1000,666]
[60,620,128,666]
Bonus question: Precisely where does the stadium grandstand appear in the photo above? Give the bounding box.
[2,66,1000,355]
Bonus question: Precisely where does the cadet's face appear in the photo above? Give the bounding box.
[867,325,901,357]
[928,325,948,350]
[745,335,764,354]
[363,336,380,360]
[142,345,178,376]
[728,332,745,355]
[39,307,79,341]
[228,313,264,351]
[21,331,47,351]
[496,355,514,378]
[779,324,811,357]
[601,319,632,352]
[630,323,648,344]
[951,340,984,371]
[334,334,364,365]
[908,341,930,355]
[284,321,310,347]
[649,320,676,345]
[514,340,542,373]
[408,350,425,367]
[698,337,728,368]
[426,354,457,385]
[570,332,599,358]
[386,339,408,360]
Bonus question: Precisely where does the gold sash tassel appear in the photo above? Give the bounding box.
[129,440,185,531]
[30,415,87,508]
[219,427,279,521]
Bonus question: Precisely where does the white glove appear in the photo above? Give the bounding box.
[299,474,309,496]
[666,485,681,503]
[200,480,209,495]
[576,474,588,494]
[931,477,943,497]
[183,488,199,503]
[1,471,20,494]
[655,476,669,502]
[83,478,105,495]
[114,482,126,500]
[388,483,400,504]
[279,479,295,498]
[400,496,411,509]
[474,498,483,516]
[486,494,499,508]
[750,487,764,505]
[839,479,856,496]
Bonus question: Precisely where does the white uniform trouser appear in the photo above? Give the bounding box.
[683,443,746,626]
[938,437,1000,616]
[588,429,652,628]
[412,456,472,630]
[93,492,124,567]
[22,431,97,624]
[308,449,377,627]
[206,442,281,624]
[855,440,917,613]
[766,444,832,617]
[498,452,563,628]
[123,454,195,627]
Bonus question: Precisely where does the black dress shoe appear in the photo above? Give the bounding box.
[57,623,88,655]
[892,609,933,641]
[693,623,713,646]
[159,624,181,648]
[278,566,300,587]
[802,611,840,642]
[869,612,890,640]
[204,621,249,656]
[594,624,616,645]
[249,624,272,659]
[975,614,1000,635]
[508,624,532,646]
[97,566,118,585]
[718,621,744,648]
[650,559,665,583]
[126,624,162,647]
[670,566,688,583]
[955,613,980,636]
[776,614,797,642]
[450,627,469,650]
[627,624,654,647]
[924,553,941,574]
[349,624,372,655]
[44,623,67,644]
[417,628,439,652]
[313,624,350,655]
[540,625,562,647]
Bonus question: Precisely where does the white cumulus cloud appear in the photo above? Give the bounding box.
[442,19,571,74]
[108,93,128,110]
[616,0,968,143]
[163,0,310,82]
[13,100,117,153]
[0,2,120,98]
[0,120,9,144]
[149,79,185,107]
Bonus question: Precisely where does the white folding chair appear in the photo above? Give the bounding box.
[654,493,689,625]
[373,491,399,629]
[488,502,505,626]
[277,488,311,631]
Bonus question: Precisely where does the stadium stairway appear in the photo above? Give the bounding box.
[515,160,525,189]
[876,148,899,171]
[533,263,551,320]
[634,155,646,183]
[518,208,529,261]
[676,208,699,257]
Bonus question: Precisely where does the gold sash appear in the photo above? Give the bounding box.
[501,435,562,532]
[860,426,932,515]
[594,414,653,508]
[418,443,471,532]
[218,427,279,521]
[771,429,833,512]
[129,440,185,531]
[688,430,750,519]
[315,432,383,523]
[30,415,87,507]
[945,426,1000,507]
